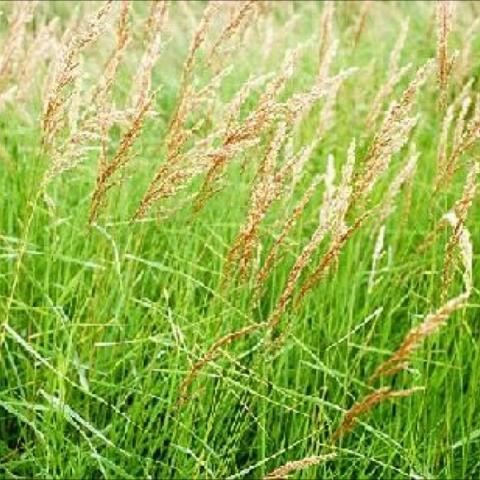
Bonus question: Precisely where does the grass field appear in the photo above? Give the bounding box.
[1,1,480,478]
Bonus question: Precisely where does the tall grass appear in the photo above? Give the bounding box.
[1,1,480,478]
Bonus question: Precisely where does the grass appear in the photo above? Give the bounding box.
[1,1,480,478]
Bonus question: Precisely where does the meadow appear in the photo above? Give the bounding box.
[1,1,480,478]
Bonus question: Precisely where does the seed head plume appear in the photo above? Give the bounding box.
[437,1,455,111]
[267,139,357,330]
[355,59,434,199]
[319,154,337,230]
[42,1,113,149]
[371,293,470,381]
[224,66,354,285]
[136,42,353,220]
[263,453,336,480]
[133,2,221,219]
[352,0,371,48]
[441,161,478,299]
[89,89,157,223]
[208,0,256,69]
[434,79,473,190]
[168,1,219,147]
[137,46,299,220]
[294,139,360,306]
[176,91,355,401]
[371,166,476,382]
[379,144,419,221]
[280,66,356,146]
[254,175,322,300]
[288,130,323,196]
[16,19,58,101]
[0,1,37,81]
[368,225,386,293]
[456,18,480,85]
[436,91,480,190]
[44,12,136,188]
[318,1,334,73]
[95,0,131,104]
[367,19,410,128]
[129,0,167,110]
[93,0,132,171]
[177,322,268,406]
[225,122,288,282]
[314,63,351,138]
[0,85,17,112]
[331,387,422,443]
[452,96,472,155]
[134,133,256,221]
[435,104,455,189]
[224,73,273,131]
[89,2,165,223]
[296,210,371,305]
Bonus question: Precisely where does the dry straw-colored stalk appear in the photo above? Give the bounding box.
[263,453,336,480]
[331,387,422,442]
